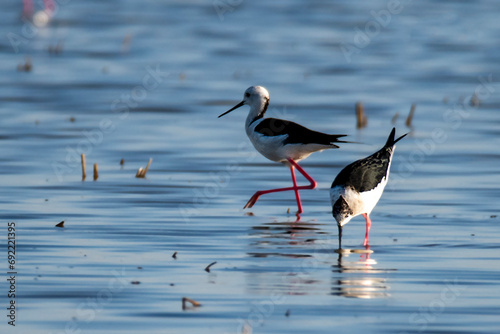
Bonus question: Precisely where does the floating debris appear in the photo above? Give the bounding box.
[55,221,65,228]
[182,297,201,310]
[405,103,416,128]
[136,158,152,178]
[172,251,178,259]
[17,56,32,72]
[470,93,480,107]
[81,154,86,181]
[356,102,367,129]
[137,266,143,270]
[48,41,63,55]
[120,158,125,166]
[491,215,497,218]
[69,117,76,122]
[205,261,217,273]
[285,309,291,317]
[93,163,99,181]
[131,281,141,285]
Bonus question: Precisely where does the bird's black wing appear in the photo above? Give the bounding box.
[254,118,347,146]
[331,148,392,193]
[332,128,407,192]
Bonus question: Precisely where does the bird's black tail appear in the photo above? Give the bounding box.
[328,134,359,145]
[385,128,408,147]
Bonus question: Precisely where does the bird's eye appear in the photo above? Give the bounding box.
[245,92,250,98]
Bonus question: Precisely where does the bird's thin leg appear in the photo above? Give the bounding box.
[43,0,56,14]
[244,185,303,209]
[243,158,317,210]
[286,158,317,190]
[362,213,372,246]
[289,165,303,214]
[23,0,34,17]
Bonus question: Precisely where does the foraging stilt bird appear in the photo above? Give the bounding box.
[330,128,407,248]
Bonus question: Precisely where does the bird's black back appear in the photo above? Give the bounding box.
[254,118,347,146]
[331,128,406,193]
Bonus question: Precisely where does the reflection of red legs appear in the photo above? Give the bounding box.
[360,244,371,265]
[243,158,317,214]
[362,213,372,246]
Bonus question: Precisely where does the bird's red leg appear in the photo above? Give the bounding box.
[244,185,301,209]
[43,0,56,14]
[362,213,372,246]
[290,165,303,214]
[23,0,34,18]
[287,158,317,190]
[243,158,317,210]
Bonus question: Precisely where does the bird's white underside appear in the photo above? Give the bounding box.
[246,119,332,163]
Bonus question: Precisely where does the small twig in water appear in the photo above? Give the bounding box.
[81,154,86,181]
[391,112,399,124]
[205,261,217,272]
[55,221,65,228]
[470,93,480,107]
[136,158,153,178]
[405,103,416,128]
[356,102,367,129]
[172,251,178,259]
[17,56,32,72]
[93,163,98,181]
[182,297,201,310]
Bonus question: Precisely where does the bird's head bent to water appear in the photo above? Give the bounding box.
[332,195,354,227]
[218,86,270,120]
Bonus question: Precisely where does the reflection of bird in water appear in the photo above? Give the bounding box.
[331,128,407,248]
[219,86,351,215]
[22,0,55,27]
[248,217,328,252]
[332,246,392,299]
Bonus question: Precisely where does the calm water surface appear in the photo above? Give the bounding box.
[1,1,499,333]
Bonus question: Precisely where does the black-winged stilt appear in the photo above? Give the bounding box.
[219,85,350,214]
[330,128,407,248]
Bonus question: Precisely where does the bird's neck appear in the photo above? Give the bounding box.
[245,99,269,128]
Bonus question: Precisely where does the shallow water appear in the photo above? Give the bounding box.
[1,1,500,333]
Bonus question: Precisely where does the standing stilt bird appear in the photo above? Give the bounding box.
[330,128,407,248]
[219,86,350,214]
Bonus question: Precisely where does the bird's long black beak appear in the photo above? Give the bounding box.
[218,101,245,118]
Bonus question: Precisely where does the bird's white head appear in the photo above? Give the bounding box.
[218,86,270,120]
